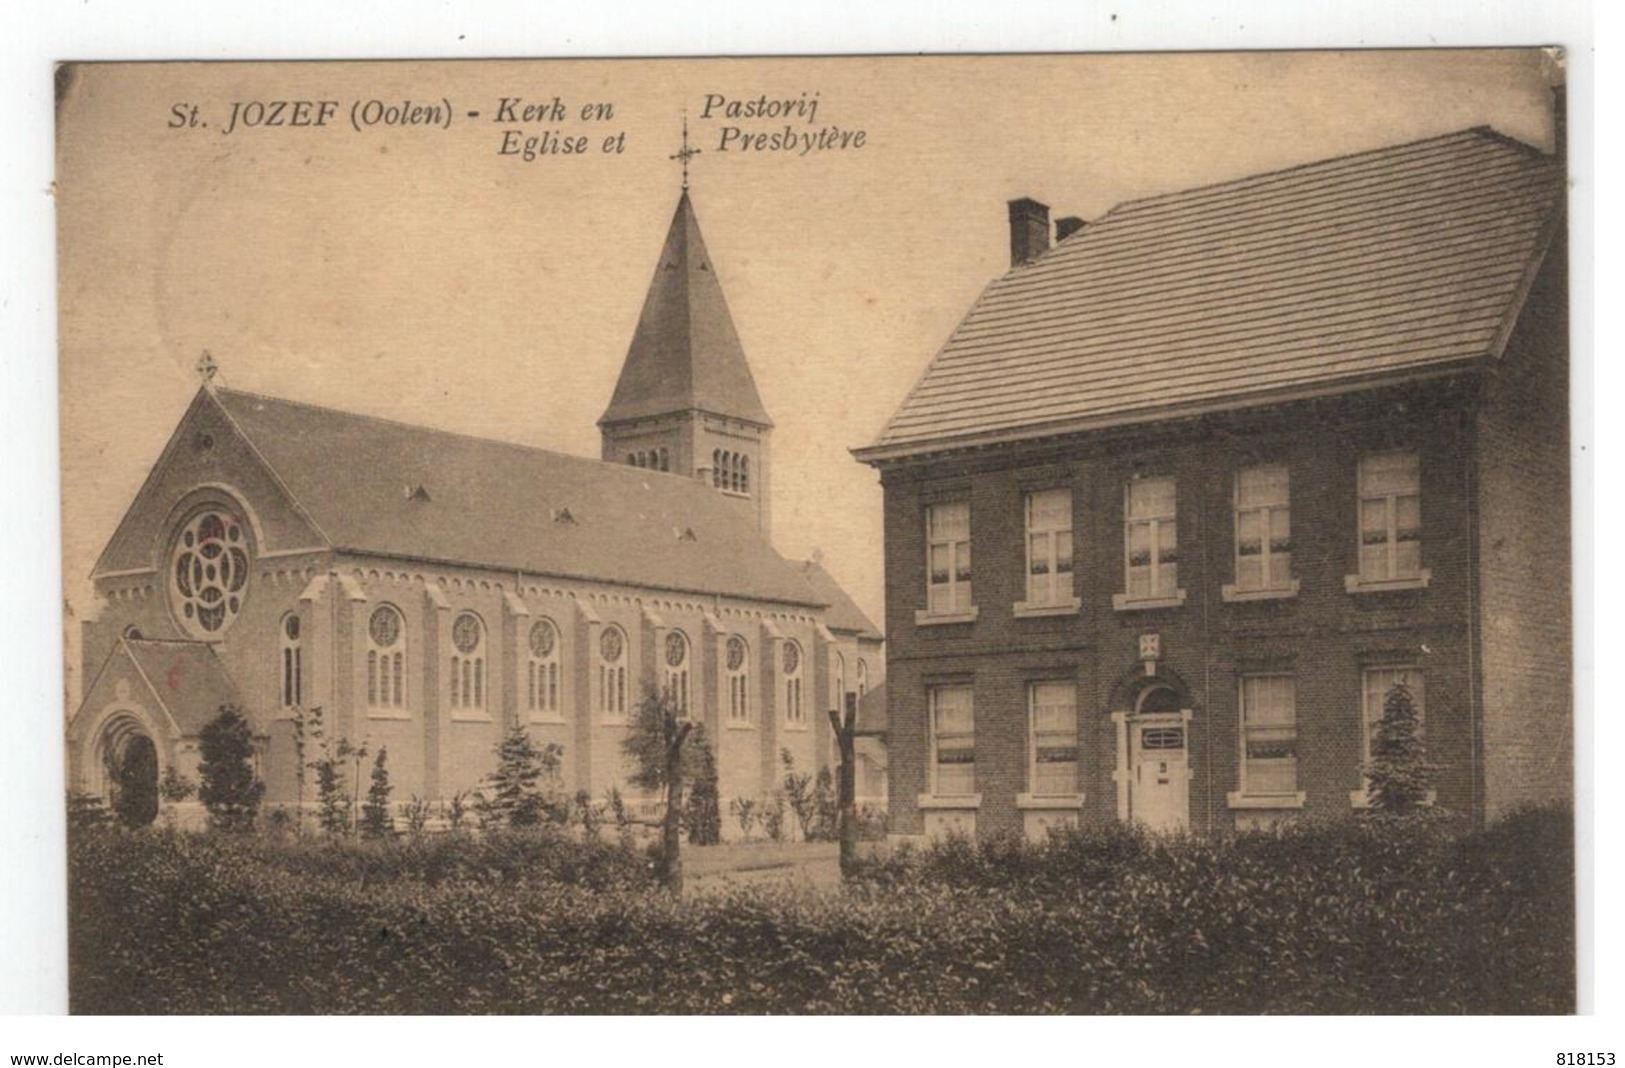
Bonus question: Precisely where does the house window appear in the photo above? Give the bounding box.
[1361,666,1425,765]
[1124,477,1178,602]
[527,618,562,718]
[450,612,486,711]
[664,630,690,715]
[783,640,804,726]
[279,613,302,709]
[598,626,628,721]
[1357,451,1422,582]
[1028,681,1078,797]
[1025,488,1075,606]
[366,604,406,709]
[1235,465,1293,592]
[1239,674,1297,797]
[170,509,250,638]
[926,501,973,614]
[726,636,751,723]
[930,685,975,796]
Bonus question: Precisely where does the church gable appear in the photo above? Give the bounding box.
[92,389,329,579]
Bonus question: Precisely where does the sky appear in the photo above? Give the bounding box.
[56,50,1559,663]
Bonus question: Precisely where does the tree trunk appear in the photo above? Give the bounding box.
[660,718,693,893]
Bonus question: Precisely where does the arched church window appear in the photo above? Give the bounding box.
[170,509,250,639]
[450,612,486,711]
[713,449,723,487]
[659,448,670,473]
[740,455,750,494]
[367,605,406,709]
[599,625,628,721]
[664,630,690,715]
[627,453,637,466]
[834,650,846,708]
[856,659,869,701]
[782,640,804,725]
[279,612,303,709]
[727,636,751,723]
[528,618,561,718]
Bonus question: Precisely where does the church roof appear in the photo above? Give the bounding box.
[859,128,1564,459]
[211,389,819,606]
[799,558,882,640]
[121,639,245,737]
[599,191,773,428]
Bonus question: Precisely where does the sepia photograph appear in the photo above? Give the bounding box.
[51,49,1574,1016]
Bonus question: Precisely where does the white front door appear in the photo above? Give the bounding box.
[1129,719,1189,831]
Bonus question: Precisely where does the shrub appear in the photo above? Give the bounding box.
[480,727,565,829]
[197,705,263,833]
[1364,679,1439,813]
[730,797,758,841]
[684,738,721,846]
[360,748,394,838]
[158,766,196,804]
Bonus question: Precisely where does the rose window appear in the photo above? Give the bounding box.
[529,620,556,658]
[665,631,688,667]
[782,641,800,675]
[171,510,249,637]
[452,613,483,654]
[726,636,747,672]
[600,628,624,663]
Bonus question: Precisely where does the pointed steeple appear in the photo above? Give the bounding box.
[599,192,773,428]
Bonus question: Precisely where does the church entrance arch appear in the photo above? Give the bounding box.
[96,712,161,828]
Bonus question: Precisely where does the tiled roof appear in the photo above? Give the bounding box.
[862,129,1563,457]
[122,639,245,736]
[599,191,773,427]
[800,558,882,639]
[212,389,821,606]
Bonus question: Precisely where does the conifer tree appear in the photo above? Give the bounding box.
[360,747,394,838]
[198,705,263,833]
[1364,680,1439,813]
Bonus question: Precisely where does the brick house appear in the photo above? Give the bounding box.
[853,128,1568,840]
[69,190,882,828]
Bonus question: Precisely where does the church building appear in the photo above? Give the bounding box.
[69,189,883,828]
[856,127,1568,841]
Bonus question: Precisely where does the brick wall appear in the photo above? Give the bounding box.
[881,384,1491,838]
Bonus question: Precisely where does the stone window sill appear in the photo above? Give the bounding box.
[528,713,566,726]
[916,607,979,627]
[1221,580,1300,603]
[1016,792,1084,810]
[917,793,982,810]
[1344,570,1431,595]
[782,722,810,733]
[449,710,494,724]
[366,708,413,722]
[1112,589,1188,612]
[1227,791,1307,810]
[1012,597,1082,618]
[725,720,756,731]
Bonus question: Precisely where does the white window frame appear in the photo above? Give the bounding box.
[365,604,407,716]
[597,625,629,723]
[449,612,488,717]
[1114,476,1187,610]
[919,501,977,624]
[1224,465,1299,602]
[1347,450,1430,592]
[1017,488,1080,616]
[782,640,805,728]
[663,629,691,717]
[726,635,752,726]
[928,684,976,798]
[1026,680,1079,799]
[1230,673,1305,807]
[279,612,303,710]
[526,618,563,723]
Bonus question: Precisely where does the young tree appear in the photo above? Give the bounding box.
[482,726,564,828]
[197,705,264,833]
[360,747,394,838]
[685,739,721,846]
[623,686,706,891]
[1364,679,1439,814]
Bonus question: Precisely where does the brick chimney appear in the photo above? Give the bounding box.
[1008,197,1050,267]
[1055,216,1086,242]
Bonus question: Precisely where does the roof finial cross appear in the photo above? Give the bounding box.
[670,110,700,191]
[196,350,219,388]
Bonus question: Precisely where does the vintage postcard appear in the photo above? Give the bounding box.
[56,52,1573,1015]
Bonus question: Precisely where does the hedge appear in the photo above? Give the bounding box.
[69,806,1573,1014]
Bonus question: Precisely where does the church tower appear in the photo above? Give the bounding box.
[599,190,774,536]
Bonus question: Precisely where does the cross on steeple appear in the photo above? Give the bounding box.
[670,111,701,190]
[195,350,219,388]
